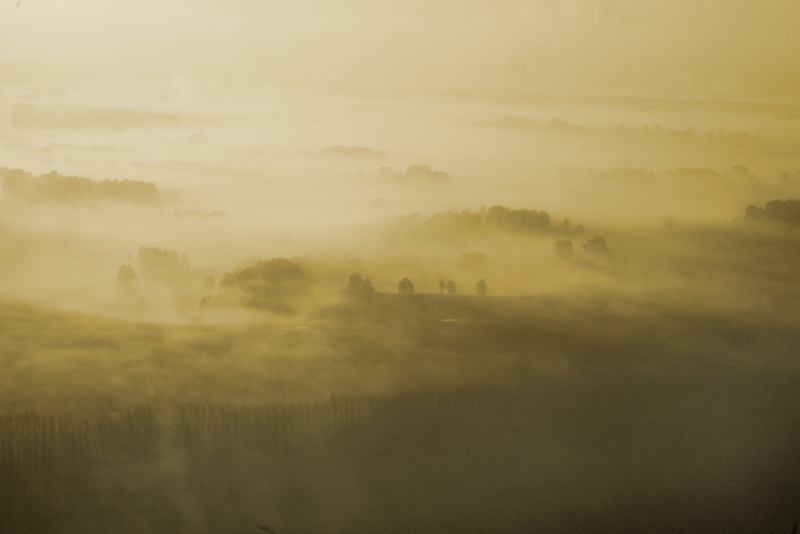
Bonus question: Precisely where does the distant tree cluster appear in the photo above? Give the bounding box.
[405,164,448,182]
[116,263,138,284]
[422,205,563,238]
[1,167,159,205]
[376,164,449,183]
[554,237,610,258]
[641,124,765,146]
[582,236,609,254]
[745,199,800,226]
[485,205,551,233]
[136,247,191,281]
[426,210,484,235]
[218,258,309,314]
[347,273,375,298]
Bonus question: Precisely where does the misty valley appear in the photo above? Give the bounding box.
[1,62,800,534]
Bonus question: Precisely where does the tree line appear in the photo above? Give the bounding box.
[745,199,800,226]
[1,388,518,470]
[1,167,159,205]
[0,387,527,533]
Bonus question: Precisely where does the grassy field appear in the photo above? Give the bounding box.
[1,293,799,533]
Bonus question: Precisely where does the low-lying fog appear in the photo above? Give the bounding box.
[1,78,798,319]
[2,1,800,533]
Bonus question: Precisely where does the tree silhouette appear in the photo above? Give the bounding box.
[745,199,800,225]
[476,279,488,296]
[445,280,457,295]
[220,258,308,314]
[361,278,375,297]
[398,277,415,295]
[115,264,138,287]
[583,236,609,254]
[348,273,375,298]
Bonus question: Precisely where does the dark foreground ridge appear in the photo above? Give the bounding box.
[2,383,799,534]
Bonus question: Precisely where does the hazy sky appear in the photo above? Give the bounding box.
[3,0,799,101]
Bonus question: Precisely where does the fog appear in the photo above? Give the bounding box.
[1,2,800,533]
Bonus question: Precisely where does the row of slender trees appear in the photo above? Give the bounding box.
[1,388,518,476]
[0,388,526,533]
[0,407,161,482]
[175,387,515,455]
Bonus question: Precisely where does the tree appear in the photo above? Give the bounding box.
[348,273,375,298]
[137,246,190,281]
[445,280,457,295]
[583,236,609,254]
[348,273,364,295]
[475,279,488,296]
[397,277,415,295]
[438,280,445,294]
[745,199,800,225]
[115,264,138,287]
[219,258,309,314]
[361,278,375,297]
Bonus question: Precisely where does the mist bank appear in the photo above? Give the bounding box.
[3,158,800,322]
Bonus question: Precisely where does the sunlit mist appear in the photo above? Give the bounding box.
[1,2,799,533]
